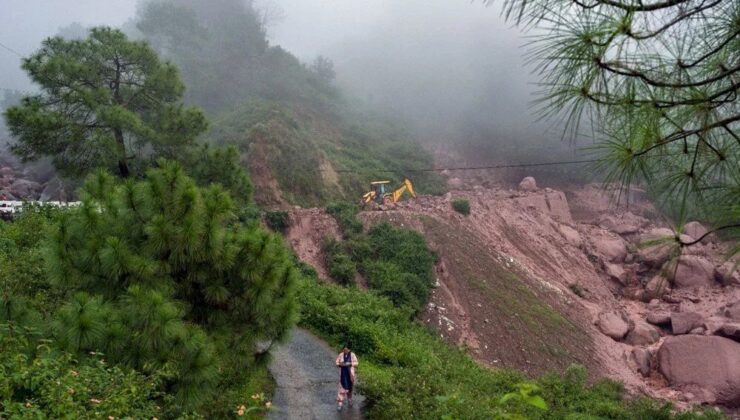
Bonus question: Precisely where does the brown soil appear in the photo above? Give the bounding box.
[285,182,739,409]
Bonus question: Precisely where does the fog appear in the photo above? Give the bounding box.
[2,0,579,167]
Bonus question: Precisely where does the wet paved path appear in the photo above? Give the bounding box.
[269,328,364,420]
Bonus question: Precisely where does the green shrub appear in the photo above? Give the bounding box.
[265,210,290,232]
[323,238,357,285]
[326,202,363,237]
[0,328,162,419]
[452,199,471,215]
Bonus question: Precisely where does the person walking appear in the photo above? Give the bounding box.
[335,344,358,411]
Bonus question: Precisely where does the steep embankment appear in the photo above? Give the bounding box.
[287,182,740,410]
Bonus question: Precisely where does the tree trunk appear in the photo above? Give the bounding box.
[114,127,129,178]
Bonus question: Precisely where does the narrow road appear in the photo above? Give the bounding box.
[269,328,364,420]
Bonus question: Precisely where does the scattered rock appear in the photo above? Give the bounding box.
[715,323,740,343]
[670,312,704,335]
[518,177,538,192]
[637,228,676,267]
[596,311,631,340]
[724,302,740,321]
[644,275,671,300]
[689,327,705,335]
[647,311,671,326]
[658,335,740,406]
[625,321,661,345]
[714,262,740,287]
[671,256,715,289]
[0,166,14,177]
[592,236,628,263]
[631,347,652,377]
[605,263,628,285]
[683,221,710,243]
[558,225,582,247]
[599,213,647,235]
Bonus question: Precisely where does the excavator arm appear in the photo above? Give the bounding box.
[391,179,416,203]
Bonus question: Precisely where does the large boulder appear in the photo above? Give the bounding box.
[644,275,671,300]
[637,228,676,267]
[658,335,740,406]
[671,256,715,288]
[715,263,740,287]
[518,177,538,192]
[605,263,628,285]
[592,236,628,263]
[599,212,648,235]
[625,320,661,345]
[670,312,704,335]
[715,323,740,343]
[596,311,631,340]
[559,225,582,247]
[683,221,710,243]
[0,166,14,178]
[647,311,671,326]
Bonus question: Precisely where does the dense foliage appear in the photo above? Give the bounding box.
[0,164,296,417]
[297,278,723,420]
[4,28,207,179]
[325,204,436,312]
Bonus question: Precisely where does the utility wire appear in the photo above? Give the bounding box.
[0,41,23,58]
[328,158,600,174]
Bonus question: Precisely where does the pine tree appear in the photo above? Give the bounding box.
[46,161,298,408]
[488,0,739,249]
[4,27,207,178]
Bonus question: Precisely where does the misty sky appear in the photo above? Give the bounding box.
[1,0,552,149]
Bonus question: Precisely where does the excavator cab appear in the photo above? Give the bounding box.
[369,181,391,204]
[361,179,416,208]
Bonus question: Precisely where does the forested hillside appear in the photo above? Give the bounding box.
[135,0,443,207]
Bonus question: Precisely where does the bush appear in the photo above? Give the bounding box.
[265,210,290,232]
[326,202,363,237]
[452,199,471,216]
[323,238,356,285]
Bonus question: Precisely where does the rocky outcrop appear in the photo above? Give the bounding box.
[658,335,740,406]
[518,176,537,192]
[596,311,631,340]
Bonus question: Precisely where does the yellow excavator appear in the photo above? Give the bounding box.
[361,179,416,207]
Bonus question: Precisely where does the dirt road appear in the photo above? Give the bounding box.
[269,328,364,420]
